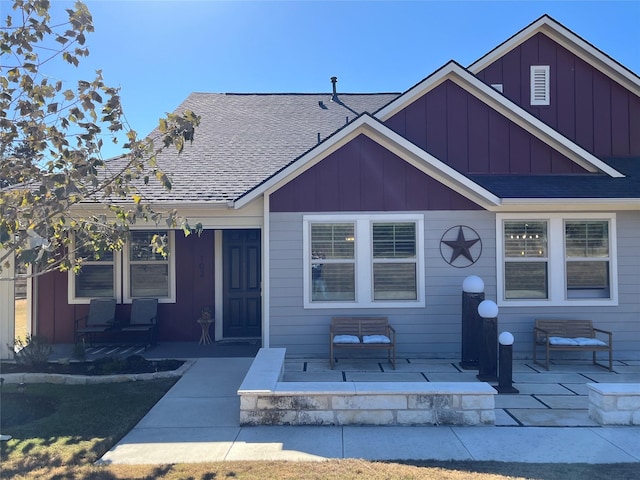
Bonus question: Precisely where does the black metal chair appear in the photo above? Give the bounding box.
[74,298,117,345]
[118,298,158,348]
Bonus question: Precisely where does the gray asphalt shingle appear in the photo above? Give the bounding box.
[107,92,399,204]
[104,92,639,205]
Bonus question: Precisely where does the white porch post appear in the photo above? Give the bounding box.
[0,250,16,359]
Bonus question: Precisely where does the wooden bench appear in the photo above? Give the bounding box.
[330,317,396,369]
[533,319,613,371]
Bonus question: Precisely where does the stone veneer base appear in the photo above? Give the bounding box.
[588,383,640,425]
[238,348,497,426]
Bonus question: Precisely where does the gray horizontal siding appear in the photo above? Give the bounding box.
[268,211,640,360]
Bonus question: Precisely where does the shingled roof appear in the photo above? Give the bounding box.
[104,88,638,207]
[110,92,399,204]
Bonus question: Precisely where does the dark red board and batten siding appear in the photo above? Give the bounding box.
[36,230,216,343]
[475,32,640,157]
[385,80,588,175]
[269,134,483,213]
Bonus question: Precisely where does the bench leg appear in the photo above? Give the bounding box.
[330,344,334,369]
[545,343,550,370]
[592,349,613,372]
[390,346,396,370]
[532,341,550,370]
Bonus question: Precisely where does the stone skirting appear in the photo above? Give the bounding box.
[0,360,193,384]
[588,383,640,425]
[237,348,497,426]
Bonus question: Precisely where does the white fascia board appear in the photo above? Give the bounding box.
[377,61,623,178]
[468,16,557,73]
[234,115,372,208]
[237,114,502,210]
[451,66,625,178]
[375,62,454,121]
[71,201,232,217]
[468,16,640,96]
[357,121,502,208]
[498,198,640,212]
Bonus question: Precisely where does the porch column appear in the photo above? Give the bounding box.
[0,250,16,359]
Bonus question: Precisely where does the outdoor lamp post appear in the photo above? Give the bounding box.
[477,300,498,382]
[497,331,519,394]
[460,275,485,370]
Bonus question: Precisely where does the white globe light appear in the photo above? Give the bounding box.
[477,300,499,318]
[462,275,484,293]
[499,331,514,345]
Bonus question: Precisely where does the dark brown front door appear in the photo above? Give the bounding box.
[223,229,261,338]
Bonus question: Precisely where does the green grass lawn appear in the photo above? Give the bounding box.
[1,380,637,479]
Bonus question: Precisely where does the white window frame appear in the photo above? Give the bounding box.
[123,230,176,304]
[496,213,618,307]
[69,230,176,304]
[68,236,122,305]
[303,214,425,309]
[530,65,550,106]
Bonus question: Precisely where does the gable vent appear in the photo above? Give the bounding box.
[530,65,550,106]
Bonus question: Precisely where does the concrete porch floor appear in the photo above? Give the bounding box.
[282,357,640,427]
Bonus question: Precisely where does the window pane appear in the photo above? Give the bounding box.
[76,244,114,262]
[373,263,417,300]
[504,222,547,257]
[566,261,610,298]
[76,265,114,298]
[373,223,416,258]
[130,264,169,297]
[565,221,609,258]
[130,231,166,261]
[312,263,355,301]
[311,224,354,260]
[504,262,547,299]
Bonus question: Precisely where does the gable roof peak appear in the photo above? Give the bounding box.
[468,13,640,95]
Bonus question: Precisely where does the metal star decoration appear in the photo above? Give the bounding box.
[442,226,480,263]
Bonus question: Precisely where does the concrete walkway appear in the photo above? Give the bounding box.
[100,357,640,465]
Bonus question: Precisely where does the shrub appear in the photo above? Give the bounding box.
[12,335,52,368]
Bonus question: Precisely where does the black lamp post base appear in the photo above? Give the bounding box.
[496,385,520,394]
[459,361,479,370]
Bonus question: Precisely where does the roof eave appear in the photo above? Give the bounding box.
[375,62,624,178]
[497,197,640,212]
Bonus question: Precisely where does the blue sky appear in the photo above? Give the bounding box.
[7,0,640,159]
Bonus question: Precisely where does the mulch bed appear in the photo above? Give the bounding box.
[0,355,184,376]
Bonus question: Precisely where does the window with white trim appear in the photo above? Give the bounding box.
[372,222,417,300]
[503,221,548,299]
[530,65,550,106]
[69,237,121,304]
[310,223,355,301]
[69,230,175,304]
[123,230,176,303]
[497,214,617,306]
[565,221,610,299]
[304,214,424,308]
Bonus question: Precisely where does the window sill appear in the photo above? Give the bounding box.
[304,299,425,309]
[497,298,618,307]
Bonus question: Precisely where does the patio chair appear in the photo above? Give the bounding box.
[74,298,117,345]
[118,298,158,348]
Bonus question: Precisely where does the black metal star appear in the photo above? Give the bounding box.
[442,226,480,263]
